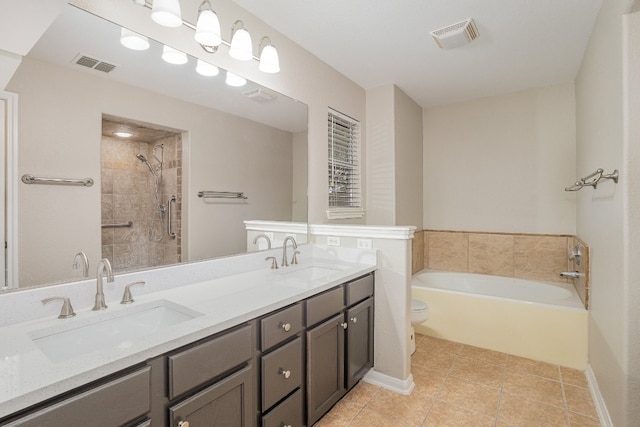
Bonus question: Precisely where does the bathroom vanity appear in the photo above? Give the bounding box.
[0,249,376,427]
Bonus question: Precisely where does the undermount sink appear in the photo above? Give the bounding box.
[30,300,203,363]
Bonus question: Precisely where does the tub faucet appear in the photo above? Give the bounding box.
[93,258,114,311]
[73,251,89,278]
[560,271,582,279]
[253,233,272,249]
[281,236,298,267]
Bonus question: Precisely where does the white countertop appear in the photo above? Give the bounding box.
[0,254,376,418]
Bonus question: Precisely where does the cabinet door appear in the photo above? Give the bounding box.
[169,365,254,427]
[306,313,345,426]
[346,297,374,390]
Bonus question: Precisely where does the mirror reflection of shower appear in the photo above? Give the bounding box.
[101,116,183,272]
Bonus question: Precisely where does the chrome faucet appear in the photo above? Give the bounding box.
[93,258,114,311]
[73,251,89,278]
[560,271,582,279]
[253,233,272,249]
[281,236,298,267]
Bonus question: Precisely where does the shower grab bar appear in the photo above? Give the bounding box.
[101,222,133,228]
[197,191,248,199]
[168,195,177,239]
[565,168,619,191]
[21,174,94,187]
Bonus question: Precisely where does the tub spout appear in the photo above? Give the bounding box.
[560,271,582,279]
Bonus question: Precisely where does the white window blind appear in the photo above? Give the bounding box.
[328,109,361,210]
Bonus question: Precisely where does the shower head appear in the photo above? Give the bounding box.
[136,153,157,176]
[136,154,147,162]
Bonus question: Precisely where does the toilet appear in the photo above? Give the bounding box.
[410,299,430,355]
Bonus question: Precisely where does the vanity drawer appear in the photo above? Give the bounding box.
[261,336,303,411]
[168,323,253,399]
[306,286,345,327]
[345,274,374,306]
[5,366,150,427]
[262,388,303,427]
[261,302,303,351]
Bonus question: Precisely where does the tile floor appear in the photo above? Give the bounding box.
[315,334,600,426]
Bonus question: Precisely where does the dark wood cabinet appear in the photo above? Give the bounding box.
[346,297,374,390]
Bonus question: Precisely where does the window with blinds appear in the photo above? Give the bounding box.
[328,109,362,216]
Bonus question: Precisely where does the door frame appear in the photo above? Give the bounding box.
[1,91,18,290]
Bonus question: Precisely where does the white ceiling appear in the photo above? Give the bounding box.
[233,0,603,107]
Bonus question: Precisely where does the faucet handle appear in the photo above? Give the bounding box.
[42,297,76,319]
[291,251,300,265]
[265,257,278,269]
[121,281,145,304]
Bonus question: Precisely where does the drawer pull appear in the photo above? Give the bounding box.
[178,421,190,427]
[351,317,358,323]
[341,322,348,329]
[281,424,292,427]
[279,368,292,379]
[280,322,292,332]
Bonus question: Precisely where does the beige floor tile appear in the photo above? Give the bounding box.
[423,400,495,427]
[365,389,432,426]
[497,392,569,426]
[459,344,508,367]
[560,366,589,388]
[314,401,362,426]
[503,370,565,407]
[507,354,560,380]
[450,356,505,389]
[411,363,448,397]
[412,347,458,371]
[417,335,464,355]
[564,384,599,418]
[569,411,601,426]
[349,407,410,427]
[438,376,501,417]
[341,382,381,407]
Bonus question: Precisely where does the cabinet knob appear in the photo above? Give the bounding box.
[279,368,291,379]
[341,322,348,329]
[280,322,292,332]
[177,421,189,427]
[351,317,358,323]
[281,424,292,427]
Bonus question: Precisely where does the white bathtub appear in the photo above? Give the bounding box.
[412,270,588,369]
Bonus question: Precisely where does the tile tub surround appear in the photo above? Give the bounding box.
[411,230,591,308]
[315,335,600,426]
[0,245,376,417]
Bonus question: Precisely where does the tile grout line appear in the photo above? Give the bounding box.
[494,355,510,426]
[559,366,572,426]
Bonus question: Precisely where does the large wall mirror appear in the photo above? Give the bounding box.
[3,4,308,290]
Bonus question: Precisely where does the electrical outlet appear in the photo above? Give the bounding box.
[327,236,341,246]
[357,238,372,249]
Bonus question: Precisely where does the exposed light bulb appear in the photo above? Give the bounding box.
[151,0,182,28]
[196,59,219,76]
[162,45,188,64]
[225,71,246,87]
[195,2,221,47]
[120,27,150,51]
[229,21,253,61]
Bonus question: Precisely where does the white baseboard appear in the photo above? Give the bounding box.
[586,363,612,426]
[362,369,415,395]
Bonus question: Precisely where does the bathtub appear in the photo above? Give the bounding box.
[412,271,588,369]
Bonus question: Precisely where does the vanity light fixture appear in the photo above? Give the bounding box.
[228,20,253,61]
[151,0,182,28]
[225,71,247,87]
[120,27,150,51]
[196,59,219,76]
[162,45,188,64]
[194,0,221,48]
[258,37,280,73]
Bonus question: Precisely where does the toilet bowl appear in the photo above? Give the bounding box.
[410,299,430,355]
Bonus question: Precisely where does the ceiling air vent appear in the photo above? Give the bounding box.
[242,87,278,103]
[71,53,117,74]
[431,18,479,50]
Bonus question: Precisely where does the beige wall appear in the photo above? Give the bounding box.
[8,57,294,287]
[423,83,577,235]
[575,0,639,424]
